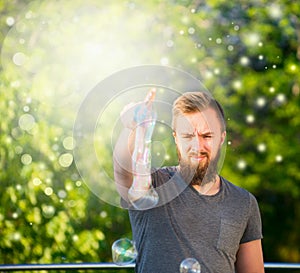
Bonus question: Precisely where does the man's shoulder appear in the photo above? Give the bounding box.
[220,177,260,220]
[221,176,253,199]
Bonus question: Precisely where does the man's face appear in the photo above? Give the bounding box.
[173,107,226,185]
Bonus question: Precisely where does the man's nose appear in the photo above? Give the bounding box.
[192,135,205,150]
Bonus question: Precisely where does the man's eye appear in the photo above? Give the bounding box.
[204,135,213,139]
[183,134,194,139]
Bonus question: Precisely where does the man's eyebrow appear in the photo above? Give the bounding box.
[180,132,195,136]
[179,131,215,136]
[196,131,215,136]
[201,131,214,135]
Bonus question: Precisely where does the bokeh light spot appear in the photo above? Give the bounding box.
[160,57,169,65]
[268,4,283,19]
[6,16,15,26]
[12,212,18,219]
[233,80,242,90]
[246,114,255,124]
[269,86,275,93]
[257,143,267,153]
[44,187,53,196]
[237,159,247,170]
[33,177,42,186]
[42,205,55,218]
[275,93,286,104]
[21,154,32,165]
[19,114,36,131]
[275,155,283,163]
[63,136,75,150]
[216,38,222,44]
[188,27,195,35]
[256,97,267,108]
[58,190,67,199]
[244,33,260,46]
[58,153,73,168]
[12,52,27,66]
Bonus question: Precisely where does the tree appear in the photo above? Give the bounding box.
[0,0,299,266]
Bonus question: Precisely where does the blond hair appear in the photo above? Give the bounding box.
[172,91,226,131]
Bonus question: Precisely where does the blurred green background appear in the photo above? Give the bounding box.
[0,0,299,269]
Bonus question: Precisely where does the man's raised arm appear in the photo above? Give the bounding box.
[113,89,158,209]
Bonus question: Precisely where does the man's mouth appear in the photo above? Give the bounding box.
[189,153,208,162]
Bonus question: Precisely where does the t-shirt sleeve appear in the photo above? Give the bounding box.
[151,166,177,188]
[240,193,263,244]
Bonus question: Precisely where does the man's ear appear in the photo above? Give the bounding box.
[173,131,177,145]
[220,131,227,146]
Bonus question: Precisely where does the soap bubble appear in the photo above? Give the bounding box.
[180,258,201,273]
[112,238,137,265]
[73,65,221,209]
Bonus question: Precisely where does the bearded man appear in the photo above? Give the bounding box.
[113,91,264,273]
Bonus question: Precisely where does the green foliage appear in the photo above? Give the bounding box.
[0,0,299,266]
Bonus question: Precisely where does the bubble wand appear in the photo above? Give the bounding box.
[128,88,159,210]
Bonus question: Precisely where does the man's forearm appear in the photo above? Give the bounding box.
[113,128,136,199]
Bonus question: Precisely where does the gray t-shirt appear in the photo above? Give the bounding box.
[128,167,263,273]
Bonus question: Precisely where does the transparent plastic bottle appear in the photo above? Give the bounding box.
[128,89,159,210]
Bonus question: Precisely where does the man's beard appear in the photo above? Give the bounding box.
[178,148,221,186]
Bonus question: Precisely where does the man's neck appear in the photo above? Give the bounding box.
[192,175,221,195]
